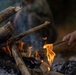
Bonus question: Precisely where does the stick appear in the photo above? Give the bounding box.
[53,41,76,53]
[9,21,50,41]
[12,44,31,75]
[0,6,21,23]
[1,21,50,46]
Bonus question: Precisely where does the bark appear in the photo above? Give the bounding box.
[0,22,14,44]
[29,68,64,75]
[1,21,50,46]
[0,6,21,23]
[12,44,31,75]
[53,41,76,54]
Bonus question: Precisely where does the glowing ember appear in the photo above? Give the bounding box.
[43,44,55,66]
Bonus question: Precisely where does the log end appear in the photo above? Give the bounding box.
[15,6,21,12]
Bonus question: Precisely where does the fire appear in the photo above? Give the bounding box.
[42,37,47,41]
[2,45,11,56]
[28,46,32,57]
[43,44,55,66]
[35,51,40,58]
[18,40,25,51]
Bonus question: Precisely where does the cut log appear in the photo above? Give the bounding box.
[53,41,76,54]
[0,22,14,44]
[12,44,31,75]
[0,6,21,23]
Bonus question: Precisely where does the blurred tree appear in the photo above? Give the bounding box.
[0,0,20,11]
[47,0,76,24]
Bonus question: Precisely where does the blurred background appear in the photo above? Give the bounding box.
[0,0,76,42]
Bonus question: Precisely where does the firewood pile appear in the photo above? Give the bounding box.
[0,6,76,75]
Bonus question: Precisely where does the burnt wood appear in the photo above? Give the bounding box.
[12,44,31,75]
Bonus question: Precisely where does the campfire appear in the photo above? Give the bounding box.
[0,6,76,75]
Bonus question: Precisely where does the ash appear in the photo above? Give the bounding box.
[0,68,17,75]
[51,60,76,75]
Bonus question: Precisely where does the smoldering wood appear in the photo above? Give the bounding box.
[1,21,50,46]
[12,45,63,75]
[12,44,31,75]
[53,41,76,54]
[0,6,21,23]
[29,69,64,75]
[0,22,14,44]
[28,67,64,75]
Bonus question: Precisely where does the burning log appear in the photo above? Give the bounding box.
[0,6,21,23]
[12,44,63,75]
[0,22,14,44]
[12,44,31,75]
[53,41,76,54]
[1,21,50,46]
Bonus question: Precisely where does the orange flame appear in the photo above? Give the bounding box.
[42,37,47,41]
[28,46,32,57]
[35,51,40,58]
[18,40,24,51]
[43,44,55,66]
[2,45,11,56]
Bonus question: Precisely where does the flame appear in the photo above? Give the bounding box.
[28,46,32,57]
[35,51,40,58]
[48,67,50,71]
[2,45,11,56]
[18,40,24,51]
[42,37,47,41]
[43,44,55,66]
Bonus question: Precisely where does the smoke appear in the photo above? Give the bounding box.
[13,6,43,50]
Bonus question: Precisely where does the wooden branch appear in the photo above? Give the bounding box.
[9,21,50,41]
[29,68,64,75]
[12,44,31,75]
[0,22,14,44]
[40,61,50,73]
[1,21,50,46]
[53,41,76,54]
[0,6,21,23]
[40,59,62,75]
